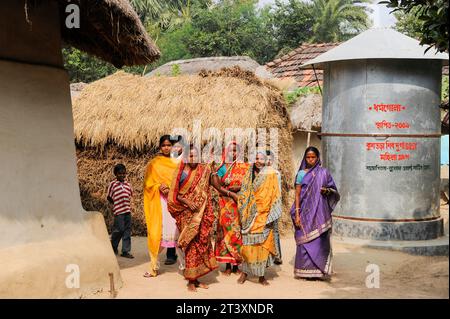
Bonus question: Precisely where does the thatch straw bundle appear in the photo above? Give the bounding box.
[290,94,322,132]
[57,0,160,67]
[74,67,294,235]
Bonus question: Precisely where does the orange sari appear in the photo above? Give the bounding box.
[167,163,218,280]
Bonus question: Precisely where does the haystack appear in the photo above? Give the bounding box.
[147,56,273,79]
[73,67,294,236]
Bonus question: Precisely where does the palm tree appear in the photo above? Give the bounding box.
[130,0,166,23]
[130,0,211,28]
[309,0,372,43]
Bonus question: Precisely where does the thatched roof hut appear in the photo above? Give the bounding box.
[73,68,294,235]
[58,0,160,67]
[1,0,159,297]
[290,94,322,132]
[147,56,273,79]
[289,94,323,173]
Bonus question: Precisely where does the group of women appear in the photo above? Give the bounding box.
[142,135,340,292]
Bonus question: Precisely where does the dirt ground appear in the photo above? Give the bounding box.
[89,206,448,299]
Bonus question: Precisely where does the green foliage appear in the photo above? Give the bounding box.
[131,0,212,30]
[442,75,449,101]
[284,86,321,105]
[393,6,423,39]
[271,0,315,52]
[62,48,147,83]
[63,47,117,83]
[309,0,372,43]
[185,0,278,64]
[148,22,194,68]
[381,0,449,53]
[171,64,181,76]
[63,0,373,82]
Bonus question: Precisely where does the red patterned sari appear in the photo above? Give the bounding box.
[167,162,218,280]
[214,160,249,265]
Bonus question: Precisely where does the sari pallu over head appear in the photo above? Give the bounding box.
[167,162,212,250]
[290,153,340,245]
[217,140,249,187]
[238,165,283,245]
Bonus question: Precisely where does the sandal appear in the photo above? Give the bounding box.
[121,252,134,259]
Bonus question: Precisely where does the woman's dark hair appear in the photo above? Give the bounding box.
[304,146,320,159]
[159,135,174,147]
[172,135,184,144]
[113,163,126,175]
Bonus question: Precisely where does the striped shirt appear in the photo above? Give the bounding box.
[107,180,133,216]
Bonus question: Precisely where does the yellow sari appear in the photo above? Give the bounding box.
[143,155,178,276]
[238,166,282,277]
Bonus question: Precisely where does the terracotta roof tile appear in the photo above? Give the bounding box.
[267,42,449,87]
[266,42,339,86]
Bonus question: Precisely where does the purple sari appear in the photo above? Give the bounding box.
[290,156,340,278]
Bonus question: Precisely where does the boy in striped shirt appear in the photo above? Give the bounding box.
[107,164,134,259]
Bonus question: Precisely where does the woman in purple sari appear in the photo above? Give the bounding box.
[291,146,340,280]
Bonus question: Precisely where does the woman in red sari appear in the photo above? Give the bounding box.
[167,146,218,292]
[211,141,250,275]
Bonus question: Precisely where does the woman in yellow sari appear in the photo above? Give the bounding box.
[237,151,282,286]
[143,135,180,277]
[167,146,218,291]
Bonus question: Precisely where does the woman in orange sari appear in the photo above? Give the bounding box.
[143,135,180,277]
[167,146,218,291]
[211,141,250,275]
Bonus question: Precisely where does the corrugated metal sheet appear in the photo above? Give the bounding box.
[302,28,449,68]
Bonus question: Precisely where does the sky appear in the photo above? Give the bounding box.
[258,0,397,28]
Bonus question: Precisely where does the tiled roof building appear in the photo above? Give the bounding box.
[265,43,339,87]
[266,42,448,87]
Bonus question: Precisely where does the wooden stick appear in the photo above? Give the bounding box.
[109,272,117,298]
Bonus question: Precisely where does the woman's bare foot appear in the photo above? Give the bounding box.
[143,271,156,278]
[223,263,232,276]
[188,281,197,292]
[237,273,247,284]
[223,268,232,276]
[259,276,269,286]
[194,280,209,289]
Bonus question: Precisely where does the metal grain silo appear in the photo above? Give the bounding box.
[301,28,449,246]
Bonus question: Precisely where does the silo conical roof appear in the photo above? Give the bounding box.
[301,28,449,68]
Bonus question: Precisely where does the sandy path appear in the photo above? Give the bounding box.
[92,233,448,299]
